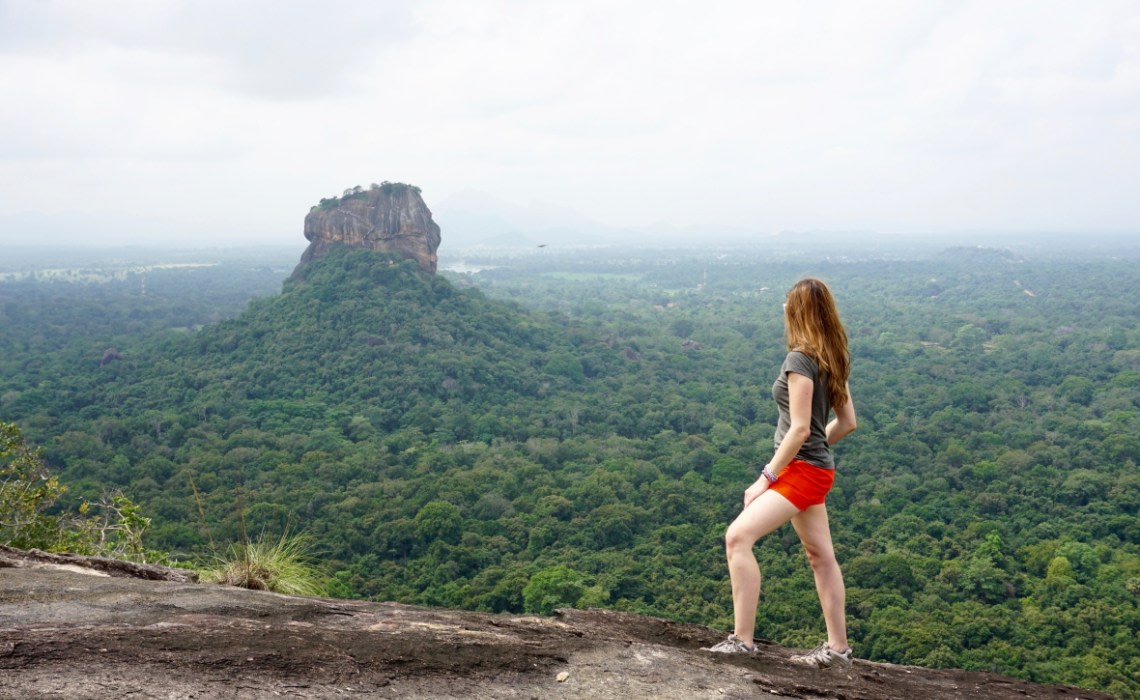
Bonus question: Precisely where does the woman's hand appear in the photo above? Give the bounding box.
[743,475,770,509]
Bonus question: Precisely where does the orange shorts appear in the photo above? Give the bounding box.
[769,459,836,511]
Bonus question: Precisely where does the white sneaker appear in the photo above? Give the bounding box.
[790,641,853,668]
[702,634,756,655]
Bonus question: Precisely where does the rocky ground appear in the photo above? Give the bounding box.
[0,548,1116,699]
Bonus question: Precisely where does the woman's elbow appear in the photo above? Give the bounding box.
[789,424,812,442]
[838,418,857,440]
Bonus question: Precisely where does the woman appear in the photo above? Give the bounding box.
[705,278,858,668]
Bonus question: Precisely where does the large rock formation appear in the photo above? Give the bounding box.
[296,182,441,275]
[0,551,1116,700]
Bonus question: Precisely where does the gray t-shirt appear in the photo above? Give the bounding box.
[771,350,834,468]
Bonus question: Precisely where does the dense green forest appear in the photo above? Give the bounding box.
[1,242,1137,698]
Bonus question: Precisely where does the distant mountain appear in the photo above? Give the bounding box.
[432,190,617,250]
[433,191,774,250]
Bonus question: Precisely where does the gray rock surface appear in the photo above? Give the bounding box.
[0,557,1116,699]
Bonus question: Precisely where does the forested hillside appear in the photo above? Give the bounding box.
[1,243,1137,698]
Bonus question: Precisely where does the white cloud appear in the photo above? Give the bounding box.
[1,0,1138,246]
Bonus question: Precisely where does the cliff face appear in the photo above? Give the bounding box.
[296,183,441,275]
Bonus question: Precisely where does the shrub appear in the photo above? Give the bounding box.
[201,532,327,596]
[0,421,70,550]
[0,422,154,561]
[523,565,587,615]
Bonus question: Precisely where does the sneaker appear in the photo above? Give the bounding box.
[790,642,853,668]
[702,634,756,655]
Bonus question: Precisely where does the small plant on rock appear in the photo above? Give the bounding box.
[202,531,327,596]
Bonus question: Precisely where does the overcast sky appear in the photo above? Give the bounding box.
[1,0,1138,248]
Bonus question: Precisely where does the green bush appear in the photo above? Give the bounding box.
[523,565,588,615]
[0,421,70,550]
[0,421,152,560]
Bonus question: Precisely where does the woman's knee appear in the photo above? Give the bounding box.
[802,543,837,570]
[724,523,755,555]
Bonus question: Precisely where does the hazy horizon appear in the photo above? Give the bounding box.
[2,228,1136,275]
[2,1,1139,248]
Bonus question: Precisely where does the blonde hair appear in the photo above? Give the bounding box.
[784,278,850,408]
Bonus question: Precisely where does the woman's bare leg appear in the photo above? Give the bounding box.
[790,503,848,650]
[724,490,800,644]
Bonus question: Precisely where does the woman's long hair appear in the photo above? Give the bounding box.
[784,278,850,408]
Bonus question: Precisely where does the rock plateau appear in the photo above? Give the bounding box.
[295,182,441,276]
[0,548,1115,700]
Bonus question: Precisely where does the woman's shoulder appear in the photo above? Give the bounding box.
[785,348,817,362]
[782,349,819,373]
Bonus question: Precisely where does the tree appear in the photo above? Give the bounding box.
[523,565,588,615]
[1,421,70,549]
[415,500,463,546]
[1,422,152,560]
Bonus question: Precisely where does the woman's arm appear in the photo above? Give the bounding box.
[743,372,812,507]
[768,372,813,474]
[826,382,857,445]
